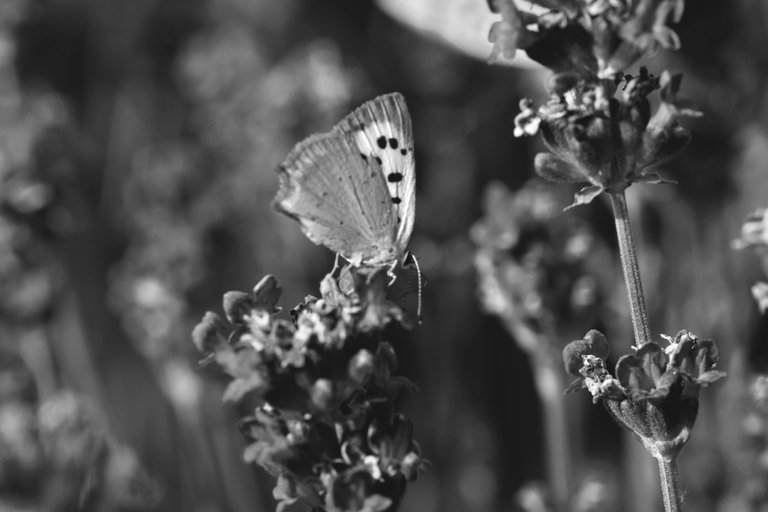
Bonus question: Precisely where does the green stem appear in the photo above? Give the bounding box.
[658,457,683,512]
[609,190,652,347]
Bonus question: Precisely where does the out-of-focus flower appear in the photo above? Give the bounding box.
[564,329,725,460]
[733,208,768,312]
[471,180,608,351]
[0,348,41,491]
[733,208,768,251]
[751,375,768,410]
[193,271,424,511]
[38,391,162,511]
[735,374,768,507]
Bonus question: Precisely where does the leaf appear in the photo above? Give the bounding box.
[632,171,677,185]
[696,370,727,386]
[564,377,585,395]
[565,185,604,210]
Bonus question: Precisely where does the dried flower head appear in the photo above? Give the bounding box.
[564,329,725,461]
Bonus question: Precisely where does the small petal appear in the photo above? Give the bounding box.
[488,0,524,64]
[635,342,668,384]
[252,275,283,313]
[751,282,768,313]
[223,291,257,324]
[563,329,611,376]
[192,311,229,355]
[349,349,376,385]
[615,353,655,393]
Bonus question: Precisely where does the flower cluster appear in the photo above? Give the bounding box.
[516,67,699,207]
[488,0,684,78]
[192,270,425,512]
[563,329,725,460]
[488,2,700,207]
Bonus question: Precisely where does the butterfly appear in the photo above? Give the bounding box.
[274,92,416,273]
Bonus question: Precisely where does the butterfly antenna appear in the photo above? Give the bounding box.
[403,251,423,324]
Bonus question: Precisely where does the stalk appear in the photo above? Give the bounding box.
[608,190,652,347]
[533,356,572,511]
[658,458,683,512]
[503,319,572,510]
[609,189,686,510]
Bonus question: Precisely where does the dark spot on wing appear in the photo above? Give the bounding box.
[389,138,399,149]
[360,153,368,162]
[387,172,403,183]
[377,136,387,149]
[321,191,328,197]
[375,156,382,165]
[370,171,376,177]
[400,148,407,155]
[391,197,402,204]
[339,220,344,225]
[397,217,401,224]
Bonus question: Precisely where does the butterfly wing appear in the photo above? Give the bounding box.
[274,93,415,268]
[337,93,415,261]
[275,130,400,267]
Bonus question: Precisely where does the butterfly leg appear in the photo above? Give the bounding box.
[331,253,343,277]
[386,260,398,286]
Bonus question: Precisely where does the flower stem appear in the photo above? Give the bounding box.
[608,190,652,347]
[658,457,683,512]
[534,359,572,511]
[501,320,572,510]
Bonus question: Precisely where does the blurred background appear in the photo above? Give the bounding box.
[1,0,768,511]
